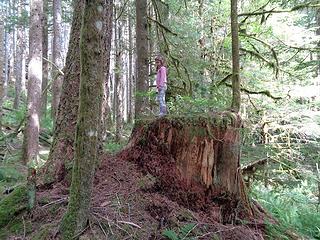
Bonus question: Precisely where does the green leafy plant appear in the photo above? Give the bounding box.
[162,223,197,240]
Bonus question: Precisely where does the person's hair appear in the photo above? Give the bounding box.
[155,55,165,70]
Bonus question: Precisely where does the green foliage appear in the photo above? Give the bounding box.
[252,183,320,239]
[0,167,24,183]
[168,95,228,117]
[162,223,197,240]
[104,142,125,154]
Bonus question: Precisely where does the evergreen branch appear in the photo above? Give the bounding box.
[276,36,320,52]
[241,34,280,77]
[224,82,283,100]
[239,3,320,17]
[147,16,177,36]
[240,47,295,77]
[217,74,232,86]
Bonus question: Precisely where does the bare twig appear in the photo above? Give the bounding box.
[42,57,64,76]
[22,216,26,240]
[93,212,114,235]
[181,223,198,240]
[41,197,68,208]
[117,220,142,229]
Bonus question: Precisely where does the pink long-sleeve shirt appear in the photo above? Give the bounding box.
[156,66,167,89]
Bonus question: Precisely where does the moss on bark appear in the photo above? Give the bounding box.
[0,185,28,228]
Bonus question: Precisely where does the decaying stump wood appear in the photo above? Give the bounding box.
[122,112,259,224]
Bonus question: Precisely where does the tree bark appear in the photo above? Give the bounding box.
[135,0,149,120]
[23,0,43,209]
[115,16,124,142]
[316,8,320,76]
[231,0,241,112]
[42,0,84,184]
[60,0,108,238]
[41,0,49,116]
[0,21,4,131]
[124,114,253,223]
[100,0,113,144]
[127,9,133,123]
[51,0,64,122]
[13,0,25,109]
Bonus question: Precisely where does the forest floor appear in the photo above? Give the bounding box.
[27,151,267,240]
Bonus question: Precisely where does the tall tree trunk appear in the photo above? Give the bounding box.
[4,1,10,98]
[4,27,8,99]
[127,10,133,123]
[13,0,25,109]
[51,0,64,121]
[41,0,49,116]
[316,8,320,76]
[42,0,84,184]
[135,0,149,120]
[60,0,108,237]
[23,0,43,209]
[9,0,17,86]
[101,0,113,143]
[0,21,4,131]
[231,0,240,112]
[115,20,124,142]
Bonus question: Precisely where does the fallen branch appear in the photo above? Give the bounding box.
[117,220,142,229]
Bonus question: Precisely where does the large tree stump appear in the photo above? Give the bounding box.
[121,112,255,223]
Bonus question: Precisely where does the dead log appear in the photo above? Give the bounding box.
[121,112,261,224]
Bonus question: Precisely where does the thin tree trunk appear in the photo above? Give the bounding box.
[316,8,320,76]
[231,0,240,112]
[135,0,149,120]
[127,11,133,123]
[9,0,17,86]
[23,0,43,210]
[60,0,108,237]
[101,0,113,143]
[41,0,49,116]
[115,21,124,142]
[51,0,64,121]
[0,21,4,131]
[14,0,25,109]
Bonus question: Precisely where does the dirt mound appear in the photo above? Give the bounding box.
[29,153,265,239]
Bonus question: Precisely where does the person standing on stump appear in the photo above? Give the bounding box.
[155,55,167,116]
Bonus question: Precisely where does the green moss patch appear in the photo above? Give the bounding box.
[0,185,28,228]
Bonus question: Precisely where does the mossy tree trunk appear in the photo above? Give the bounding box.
[135,0,149,120]
[60,0,108,238]
[126,114,253,223]
[42,0,84,184]
[231,0,240,112]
